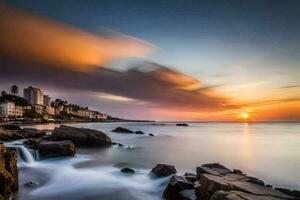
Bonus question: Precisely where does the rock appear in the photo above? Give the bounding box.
[163,175,194,200]
[198,171,292,200]
[24,180,39,188]
[266,185,273,188]
[17,128,46,139]
[151,164,177,177]
[0,128,24,141]
[135,130,145,134]
[2,124,21,130]
[0,143,18,199]
[184,173,197,183]
[176,123,189,127]
[111,127,134,133]
[37,140,75,158]
[233,169,244,175]
[275,188,300,198]
[211,190,291,200]
[245,176,265,186]
[52,125,111,147]
[179,189,197,200]
[23,138,41,149]
[121,167,135,174]
[197,163,232,177]
[149,133,154,136]
[112,142,125,147]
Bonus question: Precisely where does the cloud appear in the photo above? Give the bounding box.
[0,4,234,117]
[0,4,153,72]
[280,85,300,89]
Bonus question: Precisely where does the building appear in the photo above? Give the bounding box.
[24,86,44,105]
[33,104,45,115]
[46,106,55,115]
[0,101,15,117]
[96,113,108,120]
[43,95,51,107]
[15,106,24,117]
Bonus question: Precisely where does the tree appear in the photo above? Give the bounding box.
[1,91,7,97]
[10,85,19,95]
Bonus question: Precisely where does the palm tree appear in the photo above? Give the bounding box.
[1,91,7,97]
[10,85,19,95]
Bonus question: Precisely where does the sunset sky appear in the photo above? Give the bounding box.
[0,0,300,121]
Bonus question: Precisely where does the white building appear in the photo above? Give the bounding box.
[24,86,44,105]
[0,101,15,117]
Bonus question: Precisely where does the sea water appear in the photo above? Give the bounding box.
[12,122,300,200]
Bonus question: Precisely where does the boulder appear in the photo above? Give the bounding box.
[111,127,134,133]
[275,188,300,198]
[197,163,232,178]
[184,173,197,183]
[163,175,194,200]
[135,130,145,134]
[1,124,21,130]
[197,169,292,200]
[211,190,290,200]
[23,138,41,149]
[37,140,75,158]
[176,123,189,127]
[0,143,18,199]
[151,164,177,177]
[0,128,24,141]
[17,128,46,139]
[121,167,135,174]
[112,142,125,147]
[149,133,154,136]
[52,125,111,147]
[179,189,197,200]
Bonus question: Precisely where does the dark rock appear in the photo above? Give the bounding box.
[211,190,292,200]
[37,140,75,158]
[245,176,265,186]
[41,135,52,141]
[198,172,292,200]
[0,143,18,199]
[184,173,197,183]
[197,163,232,177]
[24,180,39,188]
[23,138,41,149]
[135,130,145,134]
[17,128,46,139]
[233,169,244,175]
[2,124,21,130]
[111,127,134,133]
[266,184,273,188]
[275,188,300,198]
[149,133,154,136]
[163,175,194,200]
[176,123,189,127]
[0,128,24,141]
[179,189,197,200]
[52,125,111,147]
[121,167,135,174]
[112,142,125,147]
[151,164,177,177]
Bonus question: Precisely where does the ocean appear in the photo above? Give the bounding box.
[7,122,300,200]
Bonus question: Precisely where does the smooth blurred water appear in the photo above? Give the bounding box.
[14,122,300,199]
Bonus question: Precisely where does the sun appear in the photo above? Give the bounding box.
[241,112,249,120]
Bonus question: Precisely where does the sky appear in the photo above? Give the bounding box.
[0,0,300,121]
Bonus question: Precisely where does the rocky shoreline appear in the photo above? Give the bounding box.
[0,124,299,200]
